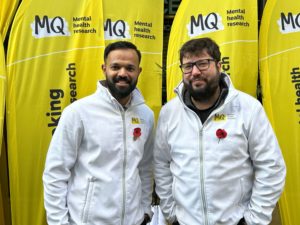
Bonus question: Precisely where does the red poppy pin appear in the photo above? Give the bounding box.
[133,127,142,140]
[216,129,227,143]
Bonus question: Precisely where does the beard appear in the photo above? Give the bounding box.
[106,75,138,100]
[183,73,220,102]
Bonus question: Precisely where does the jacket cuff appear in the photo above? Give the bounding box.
[144,207,154,220]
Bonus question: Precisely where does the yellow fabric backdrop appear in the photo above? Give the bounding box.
[103,0,163,119]
[0,35,5,156]
[0,1,19,222]
[6,0,105,224]
[167,0,258,100]
[259,1,300,225]
[0,33,9,225]
[0,0,19,39]
[6,0,163,224]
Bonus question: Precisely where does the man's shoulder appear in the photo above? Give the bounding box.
[138,103,154,114]
[62,92,98,114]
[229,89,263,114]
[158,97,182,118]
[135,103,155,124]
[162,96,181,109]
[235,90,261,105]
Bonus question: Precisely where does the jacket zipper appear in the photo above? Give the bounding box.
[180,105,227,225]
[174,78,236,225]
[121,110,127,225]
[82,178,95,223]
[198,103,228,225]
[198,126,209,225]
[116,99,143,225]
[179,107,210,225]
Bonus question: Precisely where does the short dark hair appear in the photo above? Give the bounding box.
[179,37,221,64]
[104,41,142,63]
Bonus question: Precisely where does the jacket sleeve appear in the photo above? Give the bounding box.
[138,111,155,218]
[43,106,83,225]
[244,102,286,225]
[153,108,176,223]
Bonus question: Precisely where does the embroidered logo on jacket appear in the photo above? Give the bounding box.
[132,117,141,124]
[213,114,227,122]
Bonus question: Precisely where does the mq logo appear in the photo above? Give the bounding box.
[31,15,71,38]
[278,12,300,34]
[104,19,131,40]
[187,12,224,37]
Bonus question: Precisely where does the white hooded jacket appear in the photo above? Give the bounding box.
[154,74,286,225]
[43,81,154,225]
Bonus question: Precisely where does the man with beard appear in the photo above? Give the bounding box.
[153,38,286,225]
[43,41,154,225]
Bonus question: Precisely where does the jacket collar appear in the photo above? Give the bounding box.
[97,80,145,108]
[174,72,238,106]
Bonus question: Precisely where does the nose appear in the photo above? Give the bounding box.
[191,64,202,75]
[118,67,128,77]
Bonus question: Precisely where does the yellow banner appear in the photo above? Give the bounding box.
[0,34,8,225]
[0,0,19,39]
[6,0,105,224]
[0,35,5,157]
[167,0,258,100]
[259,1,300,225]
[103,0,163,118]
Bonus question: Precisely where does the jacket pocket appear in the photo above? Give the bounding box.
[172,177,177,201]
[238,177,247,205]
[81,177,95,224]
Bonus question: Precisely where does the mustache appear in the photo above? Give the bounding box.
[191,77,206,82]
[113,76,131,83]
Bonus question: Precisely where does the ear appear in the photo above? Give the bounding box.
[101,64,106,73]
[216,61,222,71]
[138,67,142,75]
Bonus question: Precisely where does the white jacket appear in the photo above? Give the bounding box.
[154,74,286,225]
[43,81,154,225]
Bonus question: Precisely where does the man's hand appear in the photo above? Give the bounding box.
[140,214,151,225]
[237,218,247,225]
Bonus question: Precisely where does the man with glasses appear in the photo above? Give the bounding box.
[154,37,286,225]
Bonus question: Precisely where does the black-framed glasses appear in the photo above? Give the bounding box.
[179,58,216,74]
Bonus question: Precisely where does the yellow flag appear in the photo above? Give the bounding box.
[103,0,163,119]
[167,0,258,100]
[6,0,105,224]
[0,0,20,39]
[0,35,6,223]
[259,1,300,225]
[0,35,5,157]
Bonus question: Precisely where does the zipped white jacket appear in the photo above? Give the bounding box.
[154,74,286,225]
[43,81,154,225]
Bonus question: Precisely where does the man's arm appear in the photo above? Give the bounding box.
[153,109,176,223]
[43,107,82,225]
[244,103,286,225]
[138,112,155,218]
